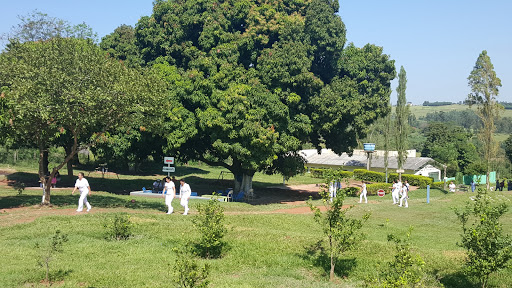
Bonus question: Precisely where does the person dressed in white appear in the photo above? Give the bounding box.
[391,180,400,204]
[399,180,409,208]
[179,179,191,215]
[329,181,336,202]
[359,181,367,203]
[72,172,92,212]
[162,177,176,214]
[448,181,456,192]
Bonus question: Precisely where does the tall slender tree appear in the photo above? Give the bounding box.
[467,50,502,191]
[384,99,392,183]
[395,66,409,180]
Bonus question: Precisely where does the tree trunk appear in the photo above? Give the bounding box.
[233,172,254,199]
[486,170,490,191]
[64,143,74,177]
[329,235,335,281]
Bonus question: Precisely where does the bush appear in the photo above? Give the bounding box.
[366,183,392,196]
[353,169,385,182]
[172,247,209,288]
[35,230,68,284]
[104,213,133,240]
[341,187,359,197]
[375,227,425,287]
[431,182,446,191]
[388,173,433,188]
[454,189,512,287]
[192,197,227,259]
[311,168,353,180]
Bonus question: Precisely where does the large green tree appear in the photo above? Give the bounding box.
[100,24,142,68]
[136,0,395,195]
[394,66,409,179]
[0,37,163,204]
[421,122,478,176]
[467,50,502,190]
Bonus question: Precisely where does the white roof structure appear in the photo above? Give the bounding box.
[301,149,435,172]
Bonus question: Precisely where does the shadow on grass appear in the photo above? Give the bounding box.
[438,270,477,288]
[0,194,166,211]
[300,240,357,278]
[6,171,321,205]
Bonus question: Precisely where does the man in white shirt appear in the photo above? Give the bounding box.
[391,180,400,204]
[72,172,92,212]
[162,177,176,214]
[449,181,456,192]
[180,179,192,215]
[399,181,409,208]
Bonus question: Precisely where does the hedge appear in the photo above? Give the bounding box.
[341,187,359,197]
[431,182,447,191]
[353,169,386,182]
[310,168,353,180]
[387,173,433,188]
[366,183,393,196]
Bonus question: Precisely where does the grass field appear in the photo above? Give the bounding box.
[407,104,512,119]
[2,165,512,287]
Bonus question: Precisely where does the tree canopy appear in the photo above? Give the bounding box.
[135,0,396,194]
[0,37,164,203]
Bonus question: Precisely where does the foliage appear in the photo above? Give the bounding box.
[454,189,512,288]
[431,181,447,191]
[504,135,512,164]
[340,186,360,197]
[35,230,68,284]
[467,50,502,190]
[104,213,134,241]
[172,247,209,288]
[0,37,165,204]
[353,169,433,188]
[421,122,478,175]
[100,24,143,68]
[4,10,96,44]
[422,101,453,106]
[376,227,425,287]
[192,196,227,259]
[307,173,370,281]
[366,183,392,196]
[395,66,409,171]
[137,0,395,195]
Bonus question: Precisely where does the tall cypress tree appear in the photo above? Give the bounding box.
[395,66,409,180]
[467,50,502,191]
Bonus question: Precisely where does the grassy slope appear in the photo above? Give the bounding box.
[2,166,512,287]
[407,104,512,119]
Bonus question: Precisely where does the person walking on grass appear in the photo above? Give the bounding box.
[399,180,409,208]
[179,179,191,215]
[391,180,400,205]
[359,181,367,203]
[72,172,92,212]
[162,176,176,214]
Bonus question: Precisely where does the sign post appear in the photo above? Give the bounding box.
[163,157,175,176]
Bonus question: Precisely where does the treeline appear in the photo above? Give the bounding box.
[419,110,512,134]
[422,101,453,106]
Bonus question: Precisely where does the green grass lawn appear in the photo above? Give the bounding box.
[2,166,512,287]
[407,104,512,119]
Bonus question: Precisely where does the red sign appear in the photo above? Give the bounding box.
[377,189,385,197]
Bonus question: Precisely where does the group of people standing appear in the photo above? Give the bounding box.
[71,173,192,215]
[390,179,409,208]
[162,176,191,215]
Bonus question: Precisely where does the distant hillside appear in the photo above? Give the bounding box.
[408,104,512,118]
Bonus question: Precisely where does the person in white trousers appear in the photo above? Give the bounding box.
[359,181,367,203]
[72,172,92,212]
[162,177,176,214]
[391,180,400,204]
[329,181,336,202]
[399,181,409,208]
[180,179,191,215]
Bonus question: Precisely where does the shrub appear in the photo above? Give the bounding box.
[35,230,68,284]
[311,168,353,180]
[431,182,446,191]
[308,174,370,282]
[310,168,326,178]
[341,187,359,197]
[376,227,425,287]
[104,213,133,240]
[353,169,385,182]
[192,197,227,259]
[366,183,392,196]
[172,247,209,288]
[388,173,433,188]
[454,189,512,288]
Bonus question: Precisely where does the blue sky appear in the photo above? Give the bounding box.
[1,0,510,105]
